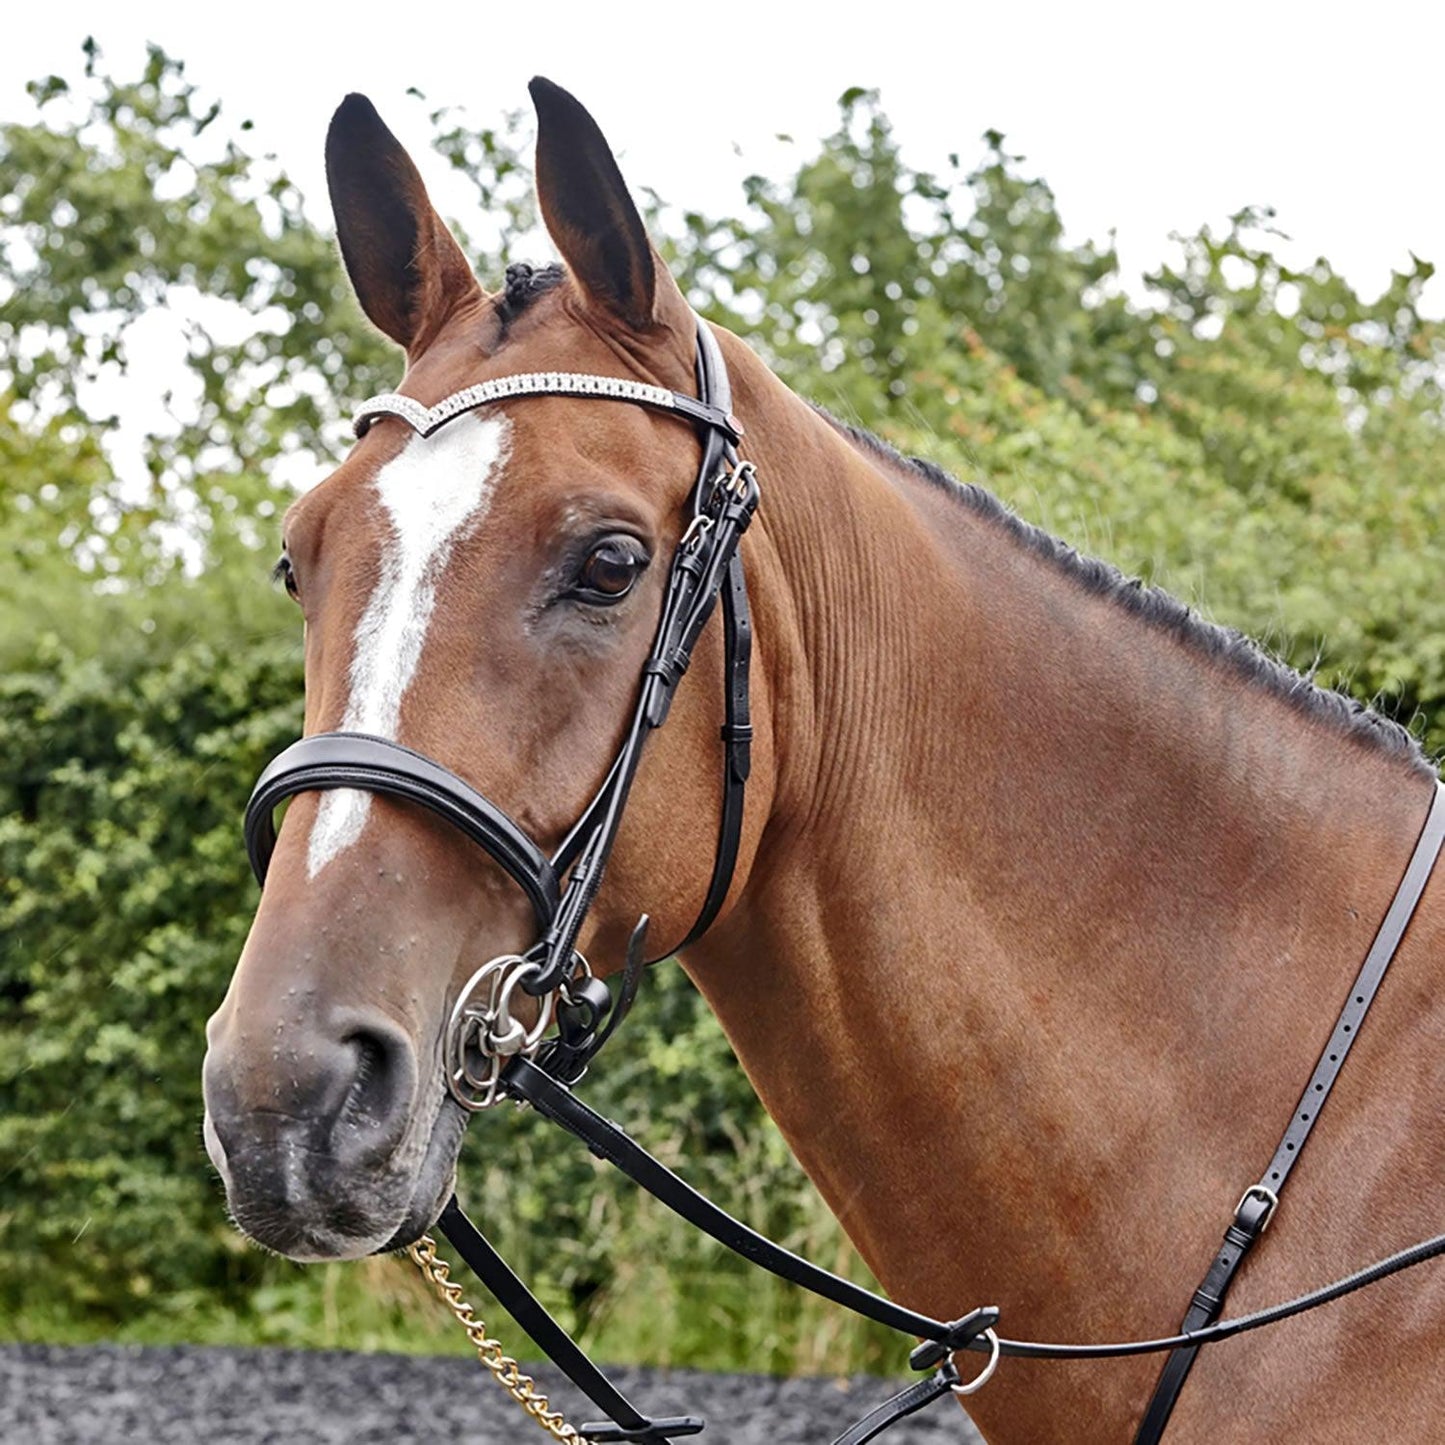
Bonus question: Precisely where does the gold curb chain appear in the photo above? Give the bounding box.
[407,1233,591,1443]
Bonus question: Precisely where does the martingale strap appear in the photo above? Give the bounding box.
[1135,778,1445,1443]
[419,780,1445,1444]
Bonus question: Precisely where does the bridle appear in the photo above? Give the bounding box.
[242,317,1445,1444]
[247,317,758,1108]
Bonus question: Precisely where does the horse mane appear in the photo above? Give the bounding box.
[493,261,567,332]
[822,411,1434,777]
[475,278,1430,774]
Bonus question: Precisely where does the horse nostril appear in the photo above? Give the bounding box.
[331,1020,417,1166]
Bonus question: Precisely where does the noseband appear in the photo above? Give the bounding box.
[245,317,759,1108]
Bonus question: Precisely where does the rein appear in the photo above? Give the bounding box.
[243,318,1445,1444]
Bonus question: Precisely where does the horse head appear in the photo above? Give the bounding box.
[202,80,773,1261]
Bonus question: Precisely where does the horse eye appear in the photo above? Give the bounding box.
[573,538,647,603]
[272,554,300,601]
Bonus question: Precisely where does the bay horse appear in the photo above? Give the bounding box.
[201,78,1445,1443]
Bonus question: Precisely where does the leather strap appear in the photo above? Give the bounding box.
[830,1369,960,1445]
[669,550,752,954]
[245,732,559,924]
[526,454,758,995]
[1132,1192,1272,1443]
[504,1057,999,1349]
[498,1050,1445,1361]
[974,1225,1445,1361]
[1136,779,1445,1443]
[521,315,756,994]
[435,1196,703,1443]
[1260,780,1445,1195]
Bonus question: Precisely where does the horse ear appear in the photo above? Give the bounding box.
[325,94,482,352]
[528,77,659,330]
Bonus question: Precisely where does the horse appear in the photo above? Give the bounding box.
[200,77,1445,1443]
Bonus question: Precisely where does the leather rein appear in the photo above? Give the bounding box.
[244,317,1445,1444]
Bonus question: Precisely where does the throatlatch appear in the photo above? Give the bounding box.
[244,309,1445,1444]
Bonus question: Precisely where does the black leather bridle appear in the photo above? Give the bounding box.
[247,317,758,1107]
[243,318,1445,1444]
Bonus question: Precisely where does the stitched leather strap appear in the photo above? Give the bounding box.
[1136,779,1445,1443]
[501,1051,1445,1360]
[526,455,758,995]
[1260,780,1445,1195]
[1133,1192,1272,1442]
[671,313,753,956]
[245,732,559,925]
[671,549,752,954]
[504,1057,999,1348]
[435,1196,703,1443]
[830,1369,959,1445]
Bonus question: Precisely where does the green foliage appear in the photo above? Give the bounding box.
[2,46,1441,1376]
[669,91,1443,755]
[669,93,1136,418]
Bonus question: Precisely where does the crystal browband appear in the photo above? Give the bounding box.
[353,370,742,443]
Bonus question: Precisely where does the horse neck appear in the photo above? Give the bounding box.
[684,338,1436,1433]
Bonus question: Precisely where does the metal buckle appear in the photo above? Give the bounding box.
[679,514,713,551]
[725,460,758,498]
[1235,1184,1280,1233]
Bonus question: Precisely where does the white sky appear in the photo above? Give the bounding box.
[6,0,1442,316]
[5,0,1444,509]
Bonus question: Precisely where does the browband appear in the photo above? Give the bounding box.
[354,370,743,444]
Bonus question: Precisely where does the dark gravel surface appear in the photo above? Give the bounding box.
[0,1344,984,1444]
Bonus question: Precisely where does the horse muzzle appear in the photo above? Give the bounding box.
[201,1006,455,1260]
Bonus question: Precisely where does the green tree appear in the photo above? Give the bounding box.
[670,91,1140,419]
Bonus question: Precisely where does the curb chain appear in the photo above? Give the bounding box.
[407,1234,590,1443]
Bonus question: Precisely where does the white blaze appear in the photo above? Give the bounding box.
[306,414,510,878]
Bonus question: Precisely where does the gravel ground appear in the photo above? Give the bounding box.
[0,1344,984,1445]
